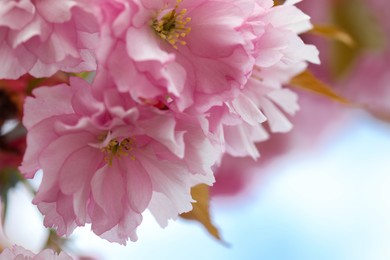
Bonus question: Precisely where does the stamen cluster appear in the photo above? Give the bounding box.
[102,137,136,165]
[152,0,191,49]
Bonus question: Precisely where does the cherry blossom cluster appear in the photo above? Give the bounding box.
[1,0,318,244]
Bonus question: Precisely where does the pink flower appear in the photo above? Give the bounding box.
[333,0,390,118]
[299,0,390,118]
[93,0,271,112]
[208,2,319,159]
[19,73,217,244]
[0,0,98,80]
[211,154,258,197]
[0,245,72,260]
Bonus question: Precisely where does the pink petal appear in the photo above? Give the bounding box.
[260,96,293,133]
[35,0,75,23]
[59,146,101,195]
[125,160,153,213]
[34,132,95,202]
[231,93,267,125]
[140,115,185,158]
[90,164,125,234]
[24,85,74,129]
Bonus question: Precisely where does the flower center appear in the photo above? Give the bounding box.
[101,137,136,166]
[151,0,191,49]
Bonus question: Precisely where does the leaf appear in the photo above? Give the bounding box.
[289,70,349,104]
[180,184,226,244]
[309,24,354,47]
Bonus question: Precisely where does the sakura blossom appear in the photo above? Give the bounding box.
[93,0,266,112]
[0,245,72,260]
[0,0,98,80]
[19,73,217,244]
[300,0,390,119]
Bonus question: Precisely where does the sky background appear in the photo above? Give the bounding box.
[3,110,390,260]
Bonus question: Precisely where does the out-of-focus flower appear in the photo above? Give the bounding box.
[0,0,98,80]
[299,0,390,119]
[19,74,217,244]
[0,245,72,260]
[211,154,258,197]
[334,0,390,118]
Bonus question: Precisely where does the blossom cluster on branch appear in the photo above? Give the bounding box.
[0,0,320,251]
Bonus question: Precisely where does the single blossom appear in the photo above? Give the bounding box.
[0,245,72,260]
[331,0,390,118]
[0,0,98,79]
[20,74,217,244]
[93,0,272,112]
[300,0,390,118]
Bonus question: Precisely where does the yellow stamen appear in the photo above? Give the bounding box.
[101,137,136,166]
[151,0,191,49]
